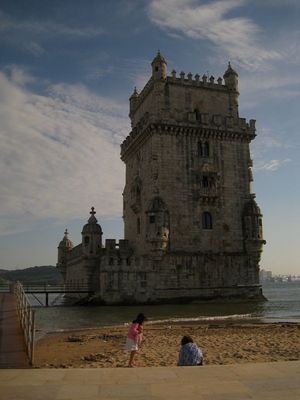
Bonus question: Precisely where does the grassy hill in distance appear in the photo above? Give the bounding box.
[0,266,63,285]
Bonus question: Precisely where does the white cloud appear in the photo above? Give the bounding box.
[241,72,300,95]
[250,128,293,173]
[0,9,104,38]
[82,55,150,89]
[148,0,281,70]
[252,128,284,153]
[23,41,45,57]
[4,65,35,86]
[0,69,129,236]
[254,159,291,172]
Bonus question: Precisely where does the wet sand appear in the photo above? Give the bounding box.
[34,321,300,368]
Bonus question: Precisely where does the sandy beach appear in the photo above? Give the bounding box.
[34,321,300,368]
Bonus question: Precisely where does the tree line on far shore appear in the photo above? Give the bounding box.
[0,265,63,285]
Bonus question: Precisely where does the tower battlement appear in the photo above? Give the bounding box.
[129,55,240,139]
[130,71,230,116]
[121,116,256,159]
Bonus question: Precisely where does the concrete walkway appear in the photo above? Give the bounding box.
[0,293,29,368]
[0,360,300,399]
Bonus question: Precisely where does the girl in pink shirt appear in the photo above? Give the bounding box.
[124,313,146,367]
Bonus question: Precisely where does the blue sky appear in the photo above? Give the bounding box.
[0,0,299,275]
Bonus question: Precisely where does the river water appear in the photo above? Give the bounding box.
[32,282,300,335]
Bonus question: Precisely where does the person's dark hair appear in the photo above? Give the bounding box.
[181,335,194,346]
[133,313,146,325]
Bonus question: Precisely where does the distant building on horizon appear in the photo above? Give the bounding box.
[57,52,266,304]
[260,269,273,282]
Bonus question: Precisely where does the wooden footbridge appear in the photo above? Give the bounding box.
[21,283,94,307]
[0,282,94,368]
[0,283,34,367]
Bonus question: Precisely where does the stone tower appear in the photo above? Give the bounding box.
[120,52,265,300]
[58,52,266,304]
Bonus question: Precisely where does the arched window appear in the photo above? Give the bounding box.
[203,141,209,157]
[136,186,141,204]
[202,175,209,188]
[149,215,155,224]
[137,217,141,234]
[84,236,89,244]
[198,141,210,157]
[202,212,213,229]
[198,141,203,156]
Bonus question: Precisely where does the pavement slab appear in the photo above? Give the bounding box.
[0,361,299,399]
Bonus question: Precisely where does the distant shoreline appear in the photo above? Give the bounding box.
[35,315,300,338]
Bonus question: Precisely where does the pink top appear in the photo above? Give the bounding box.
[127,322,143,344]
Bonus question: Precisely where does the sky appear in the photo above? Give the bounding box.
[0,0,299,275]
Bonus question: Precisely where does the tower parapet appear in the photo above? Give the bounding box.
[124,52,242,144]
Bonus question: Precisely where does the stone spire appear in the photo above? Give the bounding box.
[223,62,239,91]
[223,62,238,78]
[151,50,167,81]
[88,206,98,224]
[57,228,73,275]
[129,87,139,116]
[58,228,73,250]
[130,87,139,99]
[82,207,103,256]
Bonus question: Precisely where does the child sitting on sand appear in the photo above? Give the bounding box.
[124,313,146,367]
[178,335,204,366]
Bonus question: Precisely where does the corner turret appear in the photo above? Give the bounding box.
[129,87,139,118]
[151,50,167,81]
[223,62,239,118]
[223,62,239,91]
[57,229,73,279]
[81,207,103,256]
[243,194,266,261]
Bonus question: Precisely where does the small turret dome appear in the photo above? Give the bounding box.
[151,50,167,66]
[223,62,238,78]
[130,87,139,99]
[81,207,103,235]
[58,229,74,249]
[223,62,239,92]
[243,195,262,216]
[151,50,167,80]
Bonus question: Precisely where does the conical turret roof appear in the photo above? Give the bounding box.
[82,207,103,235]
[58,229,74,249]
[151,50,167,65]
[129,87,139,99]
[223,62,238,78]
[243,195,262,216]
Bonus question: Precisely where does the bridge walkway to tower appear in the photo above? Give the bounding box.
[0,290,30,368]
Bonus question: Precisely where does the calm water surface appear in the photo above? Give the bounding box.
[33,282,300,334]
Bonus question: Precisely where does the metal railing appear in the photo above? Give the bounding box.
[0,283,10,293]
[14,282,35,365]
[21,283,92,292]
